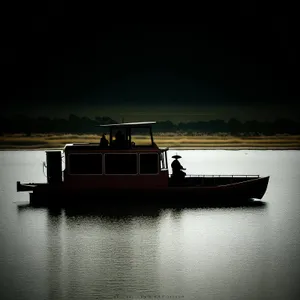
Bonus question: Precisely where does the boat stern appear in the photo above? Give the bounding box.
[17,181,36,192]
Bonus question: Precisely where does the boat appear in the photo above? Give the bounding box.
[16,121,270,207]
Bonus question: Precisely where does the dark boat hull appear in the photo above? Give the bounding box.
[18,176,270,208]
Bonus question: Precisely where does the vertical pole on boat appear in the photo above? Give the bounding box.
[150,126,154,146]
[109,127,112,146]
[165,150,168,170]
[127,127,131,145]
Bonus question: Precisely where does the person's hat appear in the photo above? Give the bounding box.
[172,154,182,159]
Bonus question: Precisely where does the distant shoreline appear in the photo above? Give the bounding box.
[0,133,299,150]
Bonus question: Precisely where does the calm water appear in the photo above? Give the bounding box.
[1,150,300,300]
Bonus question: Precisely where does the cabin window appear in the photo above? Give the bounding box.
[68,154,102,174]
[139,153,159,174]
[105,153,137,174]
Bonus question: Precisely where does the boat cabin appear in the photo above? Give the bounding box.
[62,121,169,189]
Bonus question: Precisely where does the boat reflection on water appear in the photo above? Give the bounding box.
[17,194,267,220]
[15,195,268,300]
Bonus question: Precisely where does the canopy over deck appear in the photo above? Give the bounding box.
[94,121,157,148]
[97,121,156,128]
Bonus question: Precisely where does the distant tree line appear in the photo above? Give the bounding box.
[1,114,300,136]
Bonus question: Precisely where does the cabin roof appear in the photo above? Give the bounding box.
[97,121,156,128]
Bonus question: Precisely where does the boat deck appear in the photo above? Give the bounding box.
[168,174,260,186]
[17,175,261,191]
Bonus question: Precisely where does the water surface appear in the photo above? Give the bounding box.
[1,150,300,300]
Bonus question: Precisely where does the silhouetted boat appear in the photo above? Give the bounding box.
[16,121,270,207]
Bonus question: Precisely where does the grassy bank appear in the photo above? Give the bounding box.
[1,133,300,150]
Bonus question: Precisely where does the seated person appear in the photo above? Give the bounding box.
[99,133,109,147]
[112,130,126,148]
[171,154,186,179]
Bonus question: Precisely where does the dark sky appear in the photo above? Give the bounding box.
[1,2,298,121]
